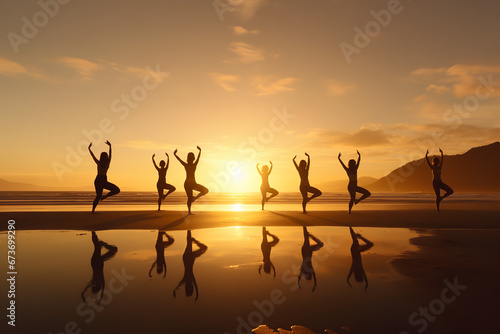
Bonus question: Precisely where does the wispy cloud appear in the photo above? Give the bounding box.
[236,0,267,20]
[229,42,264,63]
[58,57,101,80]
[252,76,297,96]
[327,79,356,96]
[0,57,29,76]
[209,73,239,91]
[233,26,259,35]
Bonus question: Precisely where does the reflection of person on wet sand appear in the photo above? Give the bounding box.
[81,232,118,303]
[174,146,209,215]
[293,153,322,213]
[347,227,373,291]
[257,161,279,210]
[88,141,120,213]
[173,230,207,301]
[152,153,176,211]
[338,150,371,214]
[149,231,175,278]
[259,227,279,277]
[298,226,324,292]
[426,149,454,212]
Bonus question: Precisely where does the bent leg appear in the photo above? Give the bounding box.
[440,182,454,199]
[267,188,279,202]
[102,181,120,200]
[355,187,370,204]
[308,186,322,202]
[164,184,176,198]
[192,184,209,202]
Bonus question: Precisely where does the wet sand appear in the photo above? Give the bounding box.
[1,205,499,231]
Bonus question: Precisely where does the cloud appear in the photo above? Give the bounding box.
[229,42,264,63]
[233,26,259,35]
[209,73,239,91]
[327,80,356,95]
[302,127,391,148]
[412,64,500,98]
[252,76,297,96]
[0,57,28,76]
[58,57,101,80]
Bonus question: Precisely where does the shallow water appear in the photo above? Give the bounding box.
[2,226,498,333]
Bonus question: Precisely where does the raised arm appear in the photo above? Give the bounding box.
[305,152,310,171]
[105,140,112,163]
[194,146,202,166]
[165,153,170,170]
[152,154,160,170]
[88,143,99,164]
[338,153,348,172]
[439,148,444,168]
[356,150,361,168]
[173,149,187,167]
[292,155,299,171]
[256,163,262,175]
[269,161,273,174]
[425,150,432,168]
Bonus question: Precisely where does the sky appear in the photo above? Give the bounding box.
[1,0,500,192]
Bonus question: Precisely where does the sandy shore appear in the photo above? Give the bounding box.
[1,207,499,231]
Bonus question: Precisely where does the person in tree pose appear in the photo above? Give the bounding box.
[259,227,280,277]
[81,232,118,303]
[88,141,120,213]
[174,146,209,214]
[149,231,175,278]
[425,148,454,211]
[338,150,371,213]
[173,230,208,301]
[257,161,279,210]
[293,153,322,213]
[152,153,176,211]
[347,227,373,291]
[298,226,324,292]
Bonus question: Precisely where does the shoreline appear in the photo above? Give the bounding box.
[1,208,498,231]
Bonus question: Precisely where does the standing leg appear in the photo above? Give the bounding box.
[261,189,266,210]
[92,179,104,213]
[433,181,441,212]
[300,188,308,214]
[185,185,193,214]
[157,184,163,211]
[348,188,356,214]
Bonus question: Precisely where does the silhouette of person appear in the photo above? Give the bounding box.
[259,227,279,277]
[174,146,209,214]
[426,149,454,212]
[293,153,322,213]
[81,231,118,303]
[152,153,176,211]
[298,226,324,292]
[338,150,371,213]
[257,161,279,210]
[88,141,120,213]
[173,230,207,301]
[149,231,175,278]
[347,227,373,291]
